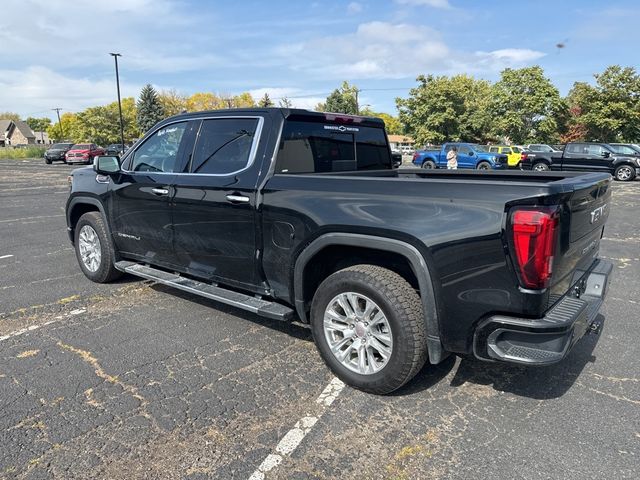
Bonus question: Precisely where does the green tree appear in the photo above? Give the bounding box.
[26,117,52,132]
[323,81,359,114]
[566,66,640,142]
[47,98,140,145]
[186,92,226,111]
[396,74,492,145]
[258,93,274,107]
[158,89,188,117]
[489,66,564,144]
[360,109,404,135]
[0,112,21,122]
[136,84,165,134]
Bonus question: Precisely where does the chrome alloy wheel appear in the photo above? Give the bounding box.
[533,162,549,171]
[323,292,393,375]
[616,165,633,181]
[78,225,102,272]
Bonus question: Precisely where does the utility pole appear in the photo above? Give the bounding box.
[109,53,125,149]
[355,89,360,115]
[52,108,63,139]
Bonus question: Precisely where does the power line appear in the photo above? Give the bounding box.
[52,108,63,139]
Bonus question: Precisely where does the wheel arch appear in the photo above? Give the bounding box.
[66,196,110,245]
[293,233,445,364]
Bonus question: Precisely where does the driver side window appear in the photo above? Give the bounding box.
[131,122,187,173]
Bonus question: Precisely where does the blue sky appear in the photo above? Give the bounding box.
[1,0,638,120]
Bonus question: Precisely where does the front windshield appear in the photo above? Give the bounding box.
[51,143,72,149]
[73,144,91,149]
[472,144,489,152]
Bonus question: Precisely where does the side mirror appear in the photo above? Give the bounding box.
[93,155,120,174]
[602,151,610,158]
[468,151,474,156]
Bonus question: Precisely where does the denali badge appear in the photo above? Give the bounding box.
[117,232,141,241]
[590,204,607,224]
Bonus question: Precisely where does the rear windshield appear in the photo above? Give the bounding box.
[275,120,391,173]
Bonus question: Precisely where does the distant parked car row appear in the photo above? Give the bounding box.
[521,142,640,181]
[411,141,640,180]
[412,143,509,170]
[44,143,130,165]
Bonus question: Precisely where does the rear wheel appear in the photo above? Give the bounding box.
[614,164,635,181]
[421,159,436,169]
[476,161,491,170]
[533,161,549,172]
[74,212,122,283]
[310,265,427,394]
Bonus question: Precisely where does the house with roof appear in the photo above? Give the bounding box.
[387,134,415,151]
[5,120,36,145]
[0,119,12,147]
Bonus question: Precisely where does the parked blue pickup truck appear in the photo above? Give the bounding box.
[412,143,508,170]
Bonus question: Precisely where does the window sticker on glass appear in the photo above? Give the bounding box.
[323,125,360,132]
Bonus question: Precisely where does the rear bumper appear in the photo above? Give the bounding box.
[473,259,612,365]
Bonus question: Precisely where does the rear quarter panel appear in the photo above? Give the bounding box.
[261,173,573,353]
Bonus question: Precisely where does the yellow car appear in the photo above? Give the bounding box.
[488,145,523,168]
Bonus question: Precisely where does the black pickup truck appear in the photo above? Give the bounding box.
[66,108,613,394]
[521,141,640,181]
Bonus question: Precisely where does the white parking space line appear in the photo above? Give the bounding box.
[0,255,14,259]
[248,377,345,480]
[0,308,86,343]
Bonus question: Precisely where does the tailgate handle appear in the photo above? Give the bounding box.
[226,193,250,204]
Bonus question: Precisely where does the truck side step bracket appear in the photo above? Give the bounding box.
[114,261,295,321]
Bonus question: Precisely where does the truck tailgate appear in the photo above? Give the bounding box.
[551,174,611,298]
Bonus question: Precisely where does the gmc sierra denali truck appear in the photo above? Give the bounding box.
[66,108,613,394]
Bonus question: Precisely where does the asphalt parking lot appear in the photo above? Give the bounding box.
[1,158,638,480]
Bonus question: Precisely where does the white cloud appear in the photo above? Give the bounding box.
[0,66,141,116]
[394,0,451,8]
[482,49,546,63]
[280,21,450,79]
[347,2,363,14]
[247,87,324,110]
[274,21,545,80]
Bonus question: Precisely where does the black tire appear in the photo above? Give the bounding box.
[422,160,436,169]
[476,161,491,170]
[532,161,549,172]
[74,212,122,283]
[310,265,427,394]
[614,164,636,182]
[45,158,52,164]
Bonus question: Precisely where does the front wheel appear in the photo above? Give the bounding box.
[421,160,436,169]
[476,161,491,170]
[614,164,636,181]
[310,265,427,394]
[45,158,52,164]
[74,212,122,283]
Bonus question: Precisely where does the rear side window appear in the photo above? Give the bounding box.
[489,147,499,153]
[275,121,391,173]
[190,118,259,175]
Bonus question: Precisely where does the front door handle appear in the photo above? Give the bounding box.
[151,187,170,196]
[226,194,250,204]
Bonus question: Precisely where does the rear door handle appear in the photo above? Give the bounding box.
[151,187,170,196]
[226,194,250,204]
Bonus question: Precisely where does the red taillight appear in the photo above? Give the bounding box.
[521,153,528,162]
[510,207,559,289]
[413,152,419,162]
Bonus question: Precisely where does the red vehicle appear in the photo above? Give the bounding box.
[65,143,105,165]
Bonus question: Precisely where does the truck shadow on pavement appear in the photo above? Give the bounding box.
[149,282,602,400]
[395,314,604,400]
